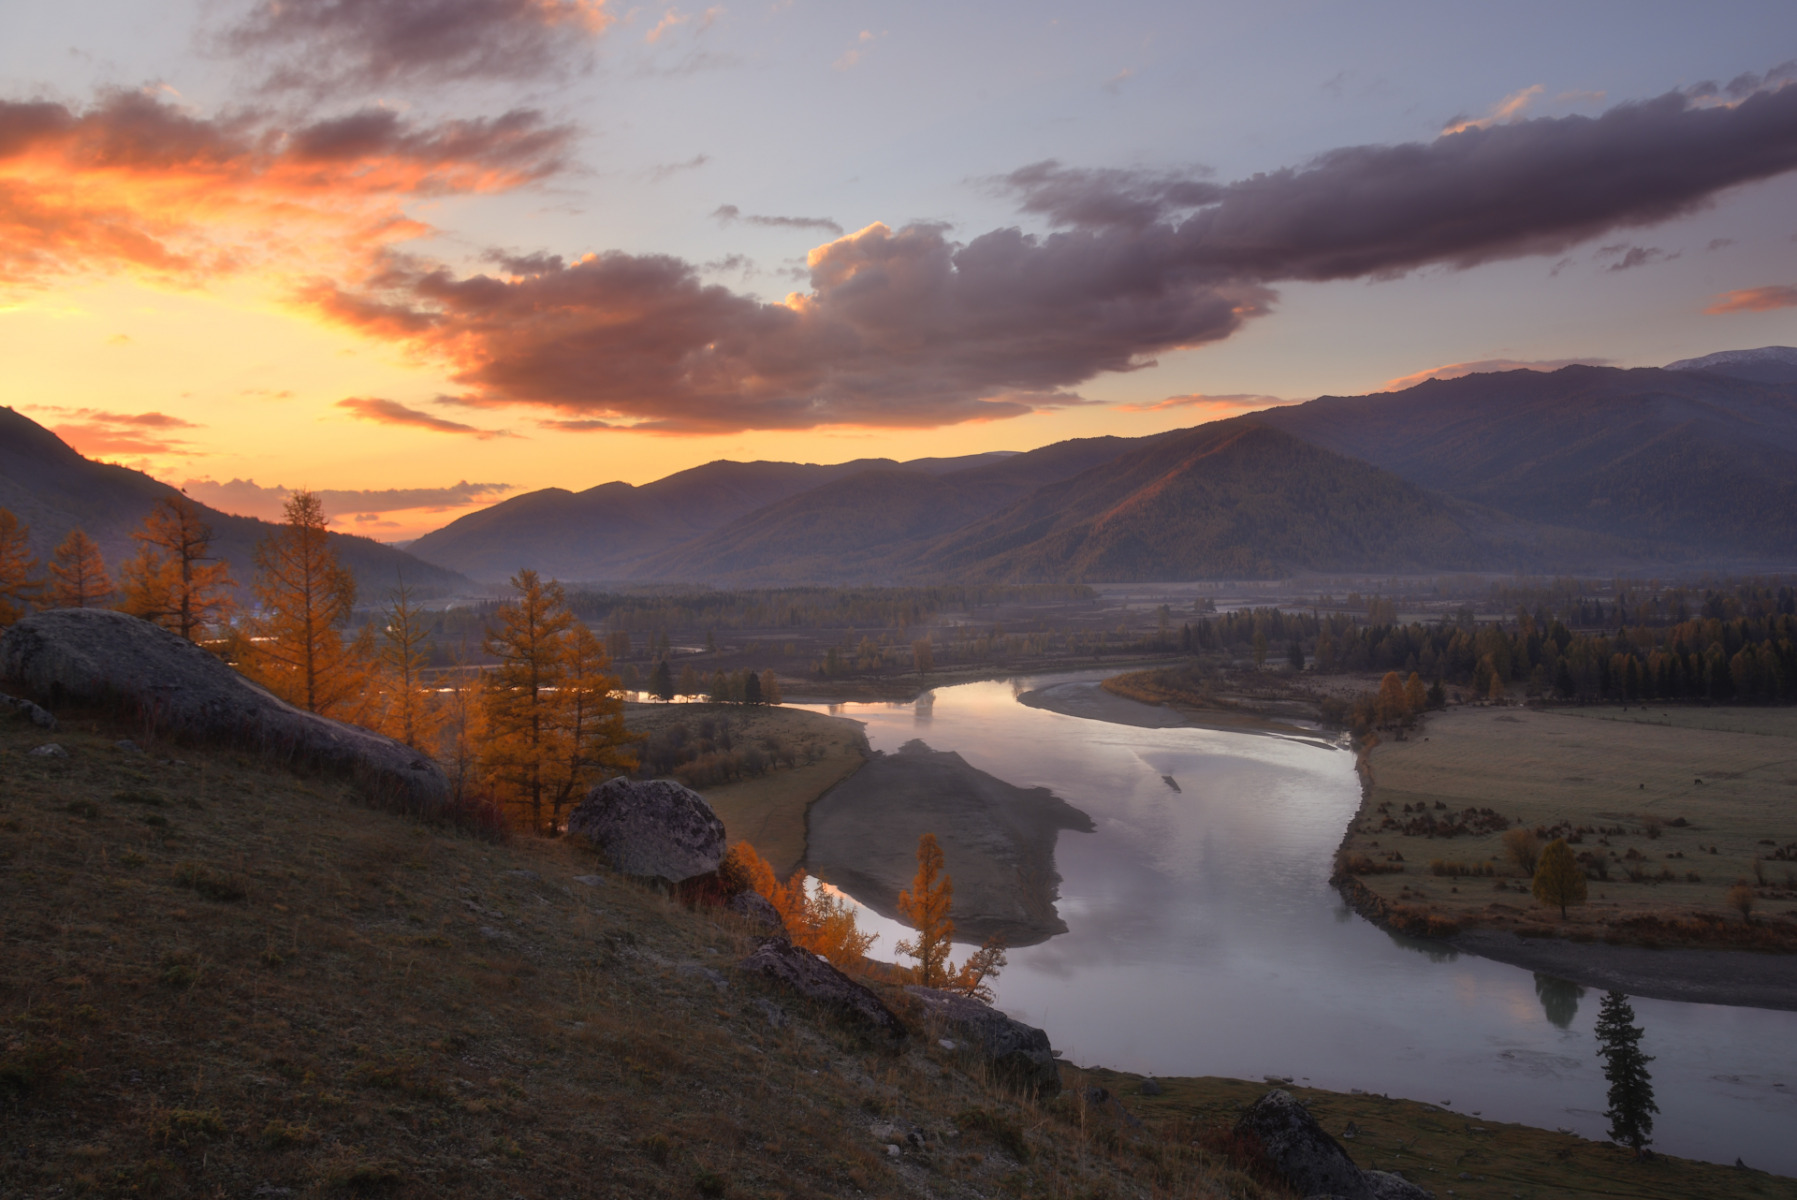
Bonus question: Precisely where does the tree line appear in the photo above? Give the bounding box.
[1180,592,1797,703]
[0,495,637,835]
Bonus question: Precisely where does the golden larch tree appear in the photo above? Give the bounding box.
[551,622,638,828]
[897,832,956,987]
[119,495,234,640]
[1375,670,1407,725]
[0,509,42,626]
[47,528,113,608]
[245,490,366,716]
[376,579,443,751]
[1403,671,1428,716]
[719,841,875,970]
[481,569,575,833]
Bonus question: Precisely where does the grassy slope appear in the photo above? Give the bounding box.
[0,708,1267,1200]
[1081,1071,1797,1200]
[1342,706,1797,944]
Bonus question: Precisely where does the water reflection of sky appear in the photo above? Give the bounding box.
[800,673,1797,1173]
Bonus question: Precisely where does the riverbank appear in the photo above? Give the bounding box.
[624,701,867,876]
[1334,704,1797,1005]
[1019,678,1334,743]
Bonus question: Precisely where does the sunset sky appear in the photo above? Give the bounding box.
[3,1,1795,538]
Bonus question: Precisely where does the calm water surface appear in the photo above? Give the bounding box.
[802,672,1797,1173]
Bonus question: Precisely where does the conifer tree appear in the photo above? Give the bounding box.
[897,833,955,987]
[376,579,442,751]
[1595,991,1657,1157]
[649,656,674,703]
[47,528,112,608]
[0,509,42,626]
[482,570,574,833]
[120,495,234,640]
[1532,837,1587,918]
[552,622,636,828]
[244,491,364,716]
[758,668,783,705]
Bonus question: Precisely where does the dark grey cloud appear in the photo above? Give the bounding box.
[1598,243,1677,272]
[306,77,1797,433]
[217,0,612,92]
[1000,81,1797,281]
[711,204,844,236]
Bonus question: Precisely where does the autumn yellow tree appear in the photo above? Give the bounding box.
[1375,670,1407,725]
[119,495,234,640]
[551,622,637,827]
[719,841,876,970]
[897,832,956,987]
[46,529,113,608]
[244,490,368,717]
[482,569,575,833]
[1532,838,1588,919]
[1403,671,1428,716]
[437,643,489,800]
[0,508,42,626]
[375,579,443,751]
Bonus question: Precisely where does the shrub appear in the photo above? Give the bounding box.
[957,1108,1029,1162]
[1503,828,1542,875]
[1727,881,1756,925]
[1429,859,1493,877]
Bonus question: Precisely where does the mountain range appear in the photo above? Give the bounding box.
[401,348,1797,584]
[0,406,469,596]
[7,347,1795,589]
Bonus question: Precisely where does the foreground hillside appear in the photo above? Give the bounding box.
[0,710,1250,1199]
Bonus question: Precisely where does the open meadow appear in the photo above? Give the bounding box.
[1340,705,1797,949]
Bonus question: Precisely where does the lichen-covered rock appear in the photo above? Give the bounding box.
[0,690,56,730]
[0,608,447,811]
[738,937,904,1040]
[567,777,725,884]
[907,986,1062,1096]
[1235,1090,1432,1200]
[727,889,784,930]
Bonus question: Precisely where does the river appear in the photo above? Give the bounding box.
[801,671,1797,1174]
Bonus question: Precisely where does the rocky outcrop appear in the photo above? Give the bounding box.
[906,986,1061,1096]
[567,778,726,884]
[727,889,784,930]
[738,938,905,1040]
[1235,1090,1433,1200]
[0,690,56,730]
[0,609,447,810]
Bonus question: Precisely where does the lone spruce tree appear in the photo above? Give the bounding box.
[1595,991,1658,1158]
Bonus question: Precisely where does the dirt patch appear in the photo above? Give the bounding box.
[805,739,1095,946]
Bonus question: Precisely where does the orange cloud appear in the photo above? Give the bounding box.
[1705,284,1797,314]
[28,405,203,457]
[1115,392,1290,415]
[0,91,570,290]
[1442,85,1544,135]
[335,396,518,438]
[1380,357,1608,391]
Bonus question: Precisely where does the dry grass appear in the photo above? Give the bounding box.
[1341,706,1797,946]
[1,703,1284,1200]
[625,702,868,876]
[1085,1070,1797,1200]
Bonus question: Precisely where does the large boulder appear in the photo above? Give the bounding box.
[567,777,724,884]
[1235,1090,1433,1200]
[906,986,1062,1096]
[0,609,447,811]
[738,937,905,1041]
